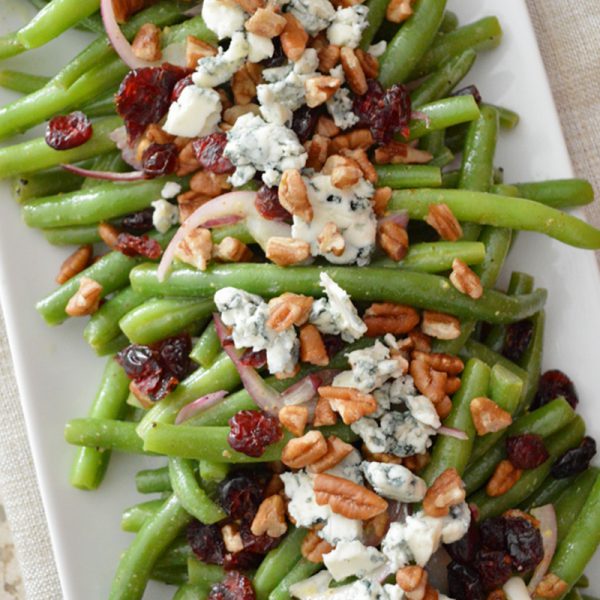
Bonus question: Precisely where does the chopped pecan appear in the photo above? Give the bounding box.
[386,0,414,22]
[112,0,152,23]
[177,141,201,176]
[412,351,464,375]
[445,377,462,395]
[355,48,379,78]
[364,302,420,336]
[264,473,284,497]
[396,566,428,600]
[221,523,244,553]
[434,395,452,419]
[145,123,175,145]
[266,237,311,266]
[281,13,308,61]
[487,591,507,600]
[233,0,264,13]
[98,222,120,249]
[278,169,313,222]
[318,44,341,72]
[378,220,409,261]
[232,65,257,105]
[340,47,368,95]
[186,35,217,68]
[421,311,461,340]
[65,276,103,317]
[299,324,329,366]
[307,436,355,473]
[450,258,483,299]
[318,386,377,424]
[470,397,513,436]
[316,115,340,138]
[177,191,210,222]
[410,358,447,404]
[425,203,463,241]
[409,329,432,352]
[363,511,390,546]
[278,405,309,437]
[245,7,287,37]
[305,134,330,170]
[281,430,328,468]
[305,75,342,108]
[190,171,231,197]
[317,222,345,257]
[340,148,377,183]
[322,154,362,189]
[372,186,392,216]
[251,495,288,538]
[534,574,568,599]
[213,236,253,263]
[56,245,93,284]
[374,141,432,165]
[486,460,523,497]
[314,473,388,520]
[423,468,466,518]
[330,128,374,153]
[223,103,261,125]
[362,444,404,465]
[132,23,161,61]
[313,396,338,427]
[301,530,333,563]
[403,452,431,473]
[275,364,301,380]
[267,293,313,331]
[175,227,212,271]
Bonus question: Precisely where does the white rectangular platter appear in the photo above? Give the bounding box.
[0,0,599,597]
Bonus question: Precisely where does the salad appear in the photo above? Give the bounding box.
[0,0,599,599]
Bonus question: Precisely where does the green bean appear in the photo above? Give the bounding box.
[0,70,50,94]
[42,224,102,246]
[12,169,83,202]
[564,591,583,600]
[485,103,520,129]
[575,576,590,589]
[439,10,458,33]
[168,457,226,523]
[374,164,442,188]
[65,418,147,455]
[254,527,308,600]
[120,298,215,345]
[190,321,221,368]
[517,310,545,413]
[408,96,481,140]
[422,358,490,484]
[441,170,460,188]
[122,500,164,533]
[84,94,118,118]
[543,471,600,598]
[156,538,192,569]
[94,332,129,356]
[268,559,322,600]
[173,584,209,600]
[521,475,577,511]
[378,0,446,87]
[428,146,454,168]
[136,466,172,494]
[420,130,445,157]
[150,566,187,585]
[17,0,100,50]
[0,34,24,60]
[410,50,477,107]
[554,469,600,543]
[188,558,225,587]
[199,460,230,482]
[0,115,121,179]
[84,287,150,353]
[359,0,390,50]
[110,494,192,600]
[463,398,576,494]
[411,17,503,79]
[211,221,255,245]
[512,179,594,209]
[469,364,523,464]
[389,188,600,249]
[81,152,128,189]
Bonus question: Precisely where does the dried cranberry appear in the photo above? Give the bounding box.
[502,319,533,362]
[115,232,162,259]
[142,142,178,177]
[261,38,286,68]
[115,65,187,140]
[240,521,282,553]
[506,434,549,470]
[532,369,578,409]
[446,509,480,564]
[187,521,226,565]
[208,570,256,600]
[551,436,597,479]
[479,517,506,551]
[116,344,155,379]
[193,133,235,174]
[122,208,155,233]
[45,111,93,150]
[171,74,194,102]
[322,334,345,359]
[254,186,292,222]
[447,562,484,600]
[504,516,543,573]
[219,474,263,520]
[158,333,193,380]
[292,106,321,143]
[353,79,411,143]
[451,85,482,105]
[240,349,267,368]
[474,549,513,591]
[228,410,283,457]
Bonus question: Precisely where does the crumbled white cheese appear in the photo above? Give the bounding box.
[280,471,330,528]
[327,5,369,48]
[405,394,441,429]
[161,42,187,67]
[351,417,388,454]
[292,579,391,600]
[266,326,299,375]
[247,32,275,63]
[361,461,427,502]
[151,199,179,234]
[289,571,333,600]
[381,522,412,571]
[404,511,443,566]
[224,113,307,186]
[324,448,363,484]
[161,181,182,199]
[318,511,363,546]
[193,32,249,88]
[262,64,293,83]
[202,0,246,39]
[368,40,387,57]
[295,48,320,74]
[326,87,360,130]
[372,382,392,418]
[323,540,386,581]
[383,585,405,600]
[289,0,336,35]
[388,375,417,404]
[162,85,222,137]
[257,71,308,125]
[441,502,471,544]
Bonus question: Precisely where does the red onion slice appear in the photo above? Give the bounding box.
[527,504,557,594]
[503,576,532,600]
[438,426,469,440]
[202,215,244,228]
[62,163,146,181]
[379,210,409,229]
[175,390,229,424]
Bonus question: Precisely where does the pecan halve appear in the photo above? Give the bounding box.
[281,13,308,62]
[318,386,377,424]
[56,245,93,284]
[364,302,420,336]
[425,203,463,241]
[470,397,513,436]
[65,276,103,317]
[266,237,311,266]
[301,529,333,563]
[486,460,523,497]
[421,311,461,340]
[307,436,355,473]
[299,324,329,366]
[450,258,483,299]
[278,169,313,222]
[410,358,447,404]
[267,293,314,331]
[534,574,569,599]
[278,405,309,437]
[251,494,288,538]
[281,430,328,468]
[422,467,466,518]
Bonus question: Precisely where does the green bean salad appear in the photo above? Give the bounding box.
[1,0,600,598]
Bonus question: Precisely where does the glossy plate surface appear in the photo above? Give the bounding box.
[0,0,599,597]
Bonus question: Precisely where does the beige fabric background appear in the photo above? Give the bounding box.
[0,2,599,598]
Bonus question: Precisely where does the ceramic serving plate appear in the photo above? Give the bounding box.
[0,0,599,597]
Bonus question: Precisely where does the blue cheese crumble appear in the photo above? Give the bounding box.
[361,461,427,502]
[289,0,336,35]
[193,32,249,88]
[162,85,222,137]
[322,540,386,582]
[327,5,369,49]
[151,199,179,233]
[326,87,360,130]
[201,0,246,40]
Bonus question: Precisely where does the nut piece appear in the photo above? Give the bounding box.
[362,445,403,465]
[374,141,432,165]
[403,452,431,473]
[233,0,264,13]
[378,220,409,261]
[267,293,314,331]
[307,436,355,473]
[175,227,213,271]
[355,48,379,78]
[98,222,120,249]
[372,186,392,216]
[56,245,93,284]
[65,277,103,317]
[410,358,447,404]
[305,134,330,170]
[213,236,253,263]
[318,44,341,72]
[364,302,420,336]
[190,171,231,197]
[313,396,338,427]
[487,591,507,600]
[422,468,466,518]
[534,574,569,599]
[363,511,391,546]
[232,65,257,105]
[434,395,453,419]
[317,222,345,257]
[421,311,461,340]
[445,376,462,395]
[396,566,428,600]
[132,23,162,61]
[301,530,333,563]
[305,76,342,108]
[178,191,211,222]
[281,13,308,62]
[222,523,244,553]
[279,169,313,222]
[281,430,328,468]
[186,35,217,68]
[470,397,513,436]
[318,386,377,424]
[425,203,463,241]
[245,7,287,37]
[340,47,368,95]
[177,141,201,176]
[330,128,374,152]
[316,115,340,137]
[386,0,414,22]
[251,495,288,538]
[314,473,388,520]
[279,405,309,437]
[450,258,483,299]
[223,103,262,125]
[486,459,523,497]
[299,324,329,366]
[412,351,464,375]
[409,330,432,353]
[340,148,377,183]
[266,237,311,266]
[322,155,362,189]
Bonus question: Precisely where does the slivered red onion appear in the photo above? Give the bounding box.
[438,426,468,440]
[527,505,557,594]
[202,215,243,228]
[378,210,409,229]
[503,576,532,599]
[62,163,146,181]
[280,370,338,407]
[175,390,229,424]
